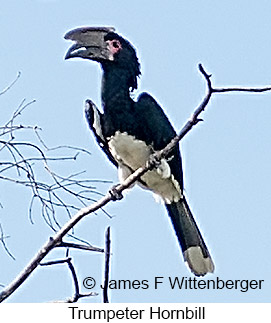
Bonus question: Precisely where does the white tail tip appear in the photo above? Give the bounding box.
[184,246,215,276]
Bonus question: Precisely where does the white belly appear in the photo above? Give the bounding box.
[108,131,182,203]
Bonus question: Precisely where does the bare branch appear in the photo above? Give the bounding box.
[1,64,271,302]
[0,81,109,266]
[40,255,98,302]
[103,227,111,303]
[0,125,106,231]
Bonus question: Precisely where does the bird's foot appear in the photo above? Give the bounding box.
[147,153,161,170]
[109,185,123,201]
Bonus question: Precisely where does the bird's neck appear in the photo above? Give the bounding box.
[101,65,132,111]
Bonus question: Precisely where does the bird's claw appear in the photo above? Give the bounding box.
[147,153,161,170]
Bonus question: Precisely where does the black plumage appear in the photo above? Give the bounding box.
[65,27,214,276]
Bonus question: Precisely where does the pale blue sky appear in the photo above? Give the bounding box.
[1,0,271,302]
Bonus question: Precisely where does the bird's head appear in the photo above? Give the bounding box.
[64,27,141,90]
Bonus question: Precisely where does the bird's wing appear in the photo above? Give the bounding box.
[85,99,118,167]
[135,92,183,190]
[136,93,214,275]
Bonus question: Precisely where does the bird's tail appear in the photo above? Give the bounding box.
[165,196,214,276]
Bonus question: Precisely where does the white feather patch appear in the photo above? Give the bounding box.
[86,100,104,141]
[108,131,182,203]
[157,159,171,178]
[184,246,215,276]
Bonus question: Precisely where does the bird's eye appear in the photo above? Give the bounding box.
[112,41,120,48]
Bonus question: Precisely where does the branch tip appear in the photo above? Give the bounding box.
[195,118,204,124]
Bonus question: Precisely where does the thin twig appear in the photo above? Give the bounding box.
[0,224,16,260]
[214,86,271,93]
[0,72,21,96]
[40,257,70,266]
[56,241,104,253]
[66,257,81,302]
[1,133,104,230]
[103,227,111,303]
[40,254,97,302]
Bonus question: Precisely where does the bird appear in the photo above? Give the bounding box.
[64,27,214,276]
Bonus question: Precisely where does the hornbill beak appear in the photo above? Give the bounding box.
[64,26,115,61]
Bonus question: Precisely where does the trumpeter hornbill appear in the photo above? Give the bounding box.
[64,27,214,276]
